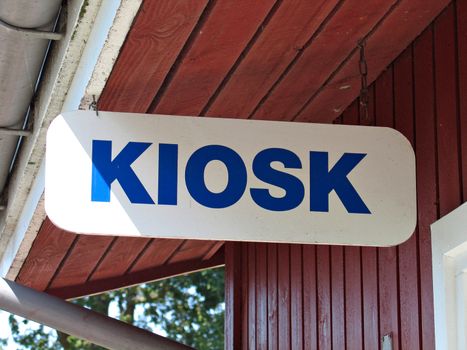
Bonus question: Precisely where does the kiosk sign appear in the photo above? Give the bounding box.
[45,111,416,246]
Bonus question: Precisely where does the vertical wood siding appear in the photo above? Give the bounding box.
[225,2,466,348]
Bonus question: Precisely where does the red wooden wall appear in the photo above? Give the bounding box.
[225,2,467,349]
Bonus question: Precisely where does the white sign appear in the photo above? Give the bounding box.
[45,111,416,246]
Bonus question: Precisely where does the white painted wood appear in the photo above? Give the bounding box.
[431,202,467,349]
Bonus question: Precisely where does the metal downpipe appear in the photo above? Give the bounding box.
[0,278,194,350]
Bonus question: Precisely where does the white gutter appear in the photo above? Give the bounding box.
[0,0,142,278]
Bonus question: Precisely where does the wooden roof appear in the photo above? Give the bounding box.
[15,0,449,298]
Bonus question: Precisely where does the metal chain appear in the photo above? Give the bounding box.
[358,40,369,123]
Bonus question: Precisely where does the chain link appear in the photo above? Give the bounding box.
[358,40,369,122]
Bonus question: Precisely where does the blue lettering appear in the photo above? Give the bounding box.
[309,152,370,214]
[91,140,154,204]
[158,144,178,205]
[185,145,247,208]
[250,148,304,211]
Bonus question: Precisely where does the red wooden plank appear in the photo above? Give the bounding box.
[248,244,257,350]
[98,0,209,113]
[290,245,303,350]
[345,246,362,350]
[375,66,394,127]
[256,243,268,349]
[202,241,224,261]
[303,245,317,350]
[130,239,184,272]
[225,242,242,350]
[89,237,151,281]
[242,244,249,349]
[48,235,114,289]
[434,4,462,217]
[413,26,437,350]
[342,100,359,125]
[361,247,379,350]
[151,0,277,116]
[267,244,278,350]
[317,246,331,350]
[457,0,467,202]
[375,67,400,349]
[296,0,450,123]
[168,239,215,264]
[331,246,345,350]
[277,244,290,350]
[16,219,76,291]
[252,0,395,122]
[205,0,339,118]
[343,97,363,350]
[393,46,421,350]
[48,252,224,300]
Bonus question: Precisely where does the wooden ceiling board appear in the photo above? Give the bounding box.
[205,0,340,118]
[251,0,397,122]
[47,235,115,289]
[295,0,450,123]
[88,236,152,281]
[151,0,278,116]
[15,219,76,290]
[98,0,210,113]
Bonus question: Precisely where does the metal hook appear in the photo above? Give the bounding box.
[89,95,99,116]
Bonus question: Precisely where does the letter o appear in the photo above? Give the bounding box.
[185,145,247,208]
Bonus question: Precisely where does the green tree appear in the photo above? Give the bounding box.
[8,267,224,350]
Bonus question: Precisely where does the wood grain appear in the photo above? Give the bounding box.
[151,0,277,116]
[16,219,76,291]
[253,0,396,122]
[296,0,450,123]
[205,0,339,118]
[98,0,209,113]
[434,4,462,217]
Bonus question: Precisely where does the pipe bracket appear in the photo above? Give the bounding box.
[0,127,32,137]
[0,18,63,40]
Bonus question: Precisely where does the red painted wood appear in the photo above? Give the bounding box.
[225,242,242,350]
[434,4,462,216]
[343,102,363,350]
[361,247,379,349]
[248,244,256,350]
[296,0,450,123]
[256,243,268,349]
[253,0,395,122]
[414,26,437,350]
[344,247,362,350]
[16,219,76,291]
[48,235,114,289]
[457,0,467,202]
[168,239,215,264]
[48,252,224,300]
[205,0,338,118]
[242,244,249,349]
[152,0,277,116]
[394,46,421,350]
[98,0,209,113]
[317,246,331,350]
[277,244,290,350]
[203,241,224,261]
[89,237,151,281]
[129,239,184,272]
[290,245,303,350]
[331,246,345,349]
[267,244,278,350]
[303,245,317,350]
[375,67,400,349]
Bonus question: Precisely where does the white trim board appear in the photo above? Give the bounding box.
[432,202,467,349]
